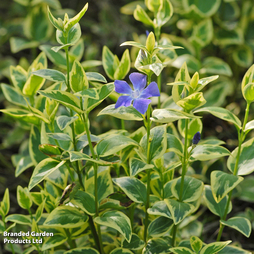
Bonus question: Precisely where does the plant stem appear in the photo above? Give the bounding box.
[217,102,250,241]
[179,118,189,201]
[172,118,189,247]
[157,74,161,109]
[121,119,125,130]
[82,112,104,254]
[144,74,152,242]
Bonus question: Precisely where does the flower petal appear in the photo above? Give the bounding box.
[133,98,151,114]
[140,81,160,98]
[129,72,147,91]
[115,96,133,108]
[114,80,132,95]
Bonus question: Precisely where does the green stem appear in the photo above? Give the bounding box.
[88,215,101,250]
[121,119,125,130]
[171,224,178,247]
[82,112,104,254]
[217,102,250,241]
[172,118,189,247]
[66,163,75,182]
[157,74,161,109]
[179,118,189,201]
[144,74,152,242]
[64,48,71,92]
[64,229,76,249]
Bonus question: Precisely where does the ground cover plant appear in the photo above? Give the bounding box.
[0,0,254,253]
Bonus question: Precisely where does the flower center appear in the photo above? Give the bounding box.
[131,89,140,98]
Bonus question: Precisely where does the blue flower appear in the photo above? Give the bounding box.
[114,72,160,114]
[192,131,201,145]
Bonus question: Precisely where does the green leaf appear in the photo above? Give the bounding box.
[178,118,203,140]
[1,84,27,107]
[102,46,117,80]
[29,125,48,165]
[70,60,88,92]
[98,105,143,121]
[134,5,153,26]
[122,233,145,250]
[114,49,131,80]
[94,211,132,242]
[217,245,251,254]
[47,6,64,31]
[96,134,138,157]
[0,108,40,125]
[148,201,172,218]
[121,41,148,53]
[44,206,88,228]
[24,5,52,41]
[204,186,232,218]
[10,37,39,53]
[165,199,194,225]
[110,248,133,254]
[56,23,81,45]
[220,217,251,238]
[171,54,200,74]
[64,247,99,254]
[190,236,203,253]
[86,169,113,203]
[71,190,95,216]
[47,133,72,141]
[243,83,254,103]
[172,176,204,202]
[183,0,221,17]
[211,171,243,203]
[40,45,66,69]
[166,134,184,157]
[238,176,254,202]
[139,125,167,161]
[241,64,254,92]
[86,72,107,83]
[41,231,67,251]
[15,156,34,177]
[64,3,88,33]
[227,137,254,175]
[200,241,231,254]
[215,28,243,46]
[5,214,31,225]
[57,115,78,131]
[233,45,253,68]
[200,57,232,77]
[151,108,199,123]
[39,90,83,114]
[85,83,114,113]
[148,216,174,237]
[170,247,195,254]
[0,189,10,217]
[17,186,32,210]
[190,145,230,161]
[146,32,156,53]
[28,158,65,190]
[39,144,62,157]
[190,18,213,48]
[177,92,206,111]
[75,87,99,99]
[33,69,66,82]
[142,238,171,254]
[194,106,241,128]
[156,0,173,27]
[196,75,219,92]
[113,177,147,204]
[129,158,154,176]
[164,181,174,199]
[10,65,27,91]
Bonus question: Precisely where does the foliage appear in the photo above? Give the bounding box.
[0,0,254,254]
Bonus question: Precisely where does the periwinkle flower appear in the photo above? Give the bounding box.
[114,72,160,114]
[192,131,201,145]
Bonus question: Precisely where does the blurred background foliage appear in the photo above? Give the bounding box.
[0,0,254,250]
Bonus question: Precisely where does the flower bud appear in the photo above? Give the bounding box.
[192,131,201,145]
